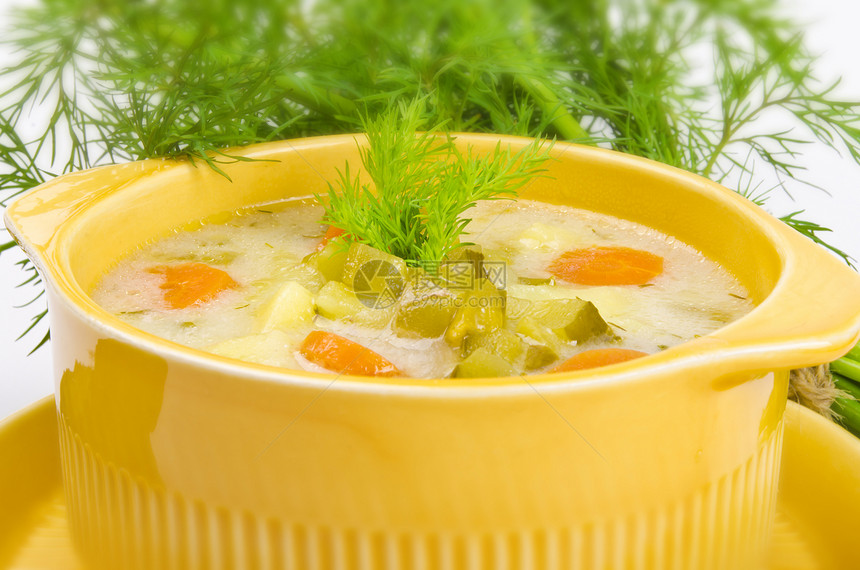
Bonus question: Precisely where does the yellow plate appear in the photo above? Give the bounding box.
[0,397,857,570]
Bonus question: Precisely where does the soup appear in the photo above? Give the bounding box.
[91,198,752,378]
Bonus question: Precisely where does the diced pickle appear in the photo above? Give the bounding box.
[304,241,348,282]
[516,298,580,329]
[465,327,558,371]
[314,281,393,328]
[516,316,563,356]
[441,245,485,285]
[559,299,614,343]
[452,347,516,378]
[444,278,506,348]
[463,329,526,365]
[275,262,326,294]
[445,245,484,264]
[509,297,614,344]
[524,344,558,370]
[341,243,406,298]
[314,281,363,320]
[506,296,533,321]
[393,282,459,338]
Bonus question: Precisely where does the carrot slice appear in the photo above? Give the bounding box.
[551,348,649,373]
[548,246,663,286]
[150,262,238,309]
[299,330,401,377]
[316,225,346,251]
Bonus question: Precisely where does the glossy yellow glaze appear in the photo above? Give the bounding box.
[6,135,860,569]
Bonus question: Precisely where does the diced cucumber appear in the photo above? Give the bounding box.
[508,283,630,321]
[557,299,614,343]
[463,329,526,365]
[452,347,516,378]
[314,281,393,328]
[304,241,348,282]
[275,262,326,294]
[441,245,485,285]
[524,343,558,370]
[393,281,459,338]
[341,243,406,296]
[516,316,563,356]
[465,326,559,371]
[444,278,506,348]
[508,295,615,344]
[314,281,364,320]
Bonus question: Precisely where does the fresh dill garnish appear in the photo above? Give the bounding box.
[2,0,860,348]
[319,100,551,263]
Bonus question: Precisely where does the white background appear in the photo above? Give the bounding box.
[2,0,860,420]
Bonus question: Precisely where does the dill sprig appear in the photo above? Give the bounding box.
[3,0,860,350]
[319,100,551,263]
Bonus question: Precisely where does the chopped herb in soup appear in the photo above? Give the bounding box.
[91,198,753,378]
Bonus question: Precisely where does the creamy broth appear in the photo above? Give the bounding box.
[92,198,752,378]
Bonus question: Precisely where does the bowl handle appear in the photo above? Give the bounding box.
[4,160,167,273]
[688,224,860,372]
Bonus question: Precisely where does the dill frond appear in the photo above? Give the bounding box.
[318,99,552,264]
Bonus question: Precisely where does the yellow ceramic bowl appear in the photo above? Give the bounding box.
[6,135,860,570]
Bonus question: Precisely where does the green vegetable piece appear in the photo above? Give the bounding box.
[511,297,614,344]
[341,242,406,306]
[505,296,533,321]
[466,323,558,370]
[463,329,526,365]
[314,281,393,328]
[524,344,558,370]
[516,317,563,356]
[304,241,348,282]
[832,358,860,383]
[452,347,516,378]
[314,281,362,320]
[393,281,459,338]
[441,245,485,285]
[444,278,506,348]
[276,262,326,294]
[446,244,484,263]
[557,300,614,343]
